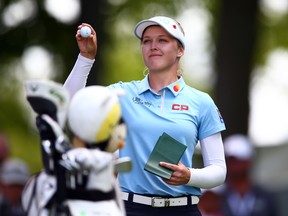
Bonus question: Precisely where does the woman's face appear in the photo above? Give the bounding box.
[141,25,184,73]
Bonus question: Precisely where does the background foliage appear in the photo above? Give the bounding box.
[0,0,288,177]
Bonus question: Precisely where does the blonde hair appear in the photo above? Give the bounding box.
[177,68,183,77]
[177,21,185,49]
[143,67,149,76]
[177,21,185,36]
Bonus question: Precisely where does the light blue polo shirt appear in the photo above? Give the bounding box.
[109,75,225,196]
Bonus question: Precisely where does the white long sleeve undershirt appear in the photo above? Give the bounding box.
[186,132,227,189]
[64,54,94,97]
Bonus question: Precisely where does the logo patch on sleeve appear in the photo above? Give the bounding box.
[217,109,224,123]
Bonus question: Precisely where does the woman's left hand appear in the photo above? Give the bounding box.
[159,162,190,185]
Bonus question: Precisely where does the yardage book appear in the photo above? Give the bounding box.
[144,132,187,179]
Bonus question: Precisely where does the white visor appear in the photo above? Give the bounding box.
[134,16,185,49]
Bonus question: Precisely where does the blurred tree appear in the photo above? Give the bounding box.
[213,0,259,138]
[76,0,110,86]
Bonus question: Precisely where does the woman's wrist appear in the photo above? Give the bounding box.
[80,51,96,60]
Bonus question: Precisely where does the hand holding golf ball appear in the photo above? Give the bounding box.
[80,26,92,38]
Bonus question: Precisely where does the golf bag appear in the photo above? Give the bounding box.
[22,80,130,216]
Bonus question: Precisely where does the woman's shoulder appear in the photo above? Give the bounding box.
[184,85,213,102]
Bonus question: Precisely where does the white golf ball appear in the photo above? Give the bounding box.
[80,26,91,38]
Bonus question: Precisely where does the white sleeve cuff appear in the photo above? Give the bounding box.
[186,165,226,189]
[78,54,95,64]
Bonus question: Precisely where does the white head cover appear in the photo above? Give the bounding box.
[24,80,70,128]
[134,16,185,49]
[68,86,123,145]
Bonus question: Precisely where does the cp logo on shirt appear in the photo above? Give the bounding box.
[172,104,189,111]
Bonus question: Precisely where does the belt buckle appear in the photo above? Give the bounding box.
[164,198,170,207]
[152,197,170,207]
